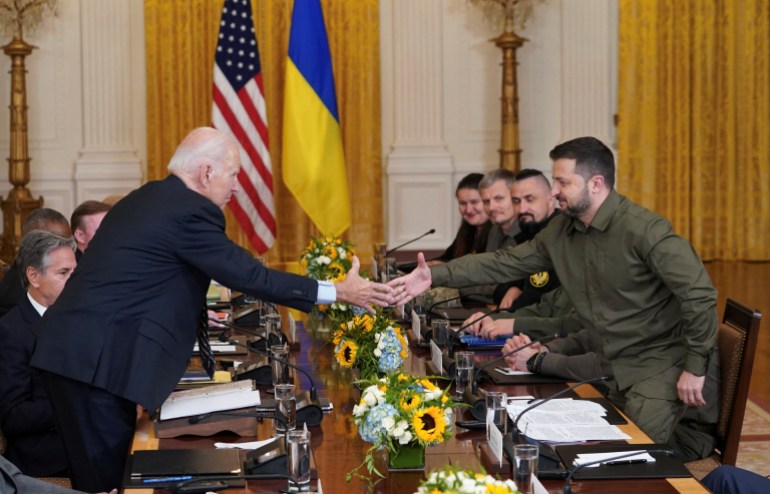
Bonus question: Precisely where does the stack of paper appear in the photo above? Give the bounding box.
[160,380,260,421]
[507,398,631,442]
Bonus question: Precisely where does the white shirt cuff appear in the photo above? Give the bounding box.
[316,280,337,305]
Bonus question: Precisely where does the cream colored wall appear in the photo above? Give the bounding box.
[0,0,145,220]
[382,0,618,250]
[0,0,616,246]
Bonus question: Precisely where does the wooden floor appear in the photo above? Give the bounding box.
[705,261,770,404]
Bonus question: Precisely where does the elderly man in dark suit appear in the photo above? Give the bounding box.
[31,127,394,492]
[0,455,115,494]
[0,231,76,477]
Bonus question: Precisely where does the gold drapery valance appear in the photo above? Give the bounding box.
[618,0,770,260]
[145,0,383,264]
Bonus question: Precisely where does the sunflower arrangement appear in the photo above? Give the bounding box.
[332,309,409,380]
[300,235,356,316]
[347,372,462,480]
[415,465,520,494]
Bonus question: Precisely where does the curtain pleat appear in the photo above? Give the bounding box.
[618,0,770,260]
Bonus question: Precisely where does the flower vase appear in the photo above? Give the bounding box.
[387,443,425,471]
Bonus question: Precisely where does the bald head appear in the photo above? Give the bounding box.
[167,127,241,208]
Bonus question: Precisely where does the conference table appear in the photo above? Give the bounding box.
[127,313,710,494]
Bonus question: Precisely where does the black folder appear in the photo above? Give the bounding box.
[556,444,691,480]
[124,449,245,489]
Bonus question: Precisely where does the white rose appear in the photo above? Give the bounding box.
[352,404,368,417]
[317,256,331,265]
[338,248,347,259]
[398,431,413,444]
[382,416,395,431]
[373,348,382,357]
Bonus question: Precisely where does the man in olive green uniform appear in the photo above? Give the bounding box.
[391,136,719,460]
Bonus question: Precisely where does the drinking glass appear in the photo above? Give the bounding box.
[513,444,538,494]
[263,313,283,346]
[454,351,474,400]
[383,256,398,282]
[431,319,450,349]
[270,344,291,387]
[287,429,311,488]
[274,383,296,433]
[485,391,507,440]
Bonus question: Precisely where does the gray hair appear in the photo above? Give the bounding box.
[167,127,239,176]
[479,168,516,190]
[22,208,69,236]
[17,230,76,290]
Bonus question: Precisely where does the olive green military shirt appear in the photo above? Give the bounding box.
[431,190,717,390]
[493,286,582,339]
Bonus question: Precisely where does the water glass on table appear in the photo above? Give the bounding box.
[287,428,311,489]
[274,383,297,433]
[431,318,450,349]
[453,351,474,400]
[485,391,508,440]
[270,344,291,387]
[513,443,538,494]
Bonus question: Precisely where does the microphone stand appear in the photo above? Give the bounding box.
[385,228,436,256]
[212,319,324,427]
[460,333,561,421]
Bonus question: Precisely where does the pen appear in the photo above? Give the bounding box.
[142,475,193,484]
[604,459,648,466]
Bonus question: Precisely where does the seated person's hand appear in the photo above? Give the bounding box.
[462,311,488,334]
[477,318,514,340]
[498,286,522,310]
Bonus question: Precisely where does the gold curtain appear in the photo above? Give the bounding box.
[145,0,383,265]
[617,0,770,260]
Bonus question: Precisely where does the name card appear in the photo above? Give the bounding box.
[411,309,421,343]
[488,419,504,466]
[288,313,297,341]
[430,340,443,375]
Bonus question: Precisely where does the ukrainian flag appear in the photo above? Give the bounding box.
[282,0,350,236]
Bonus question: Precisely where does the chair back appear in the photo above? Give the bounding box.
[715,298,762,465]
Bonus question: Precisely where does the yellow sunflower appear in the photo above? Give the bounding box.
[397,373,409,382]
[413,406,446,443]
[322,244,338,259]
[485,484,515,494]
[420,379,438,392]
[335,340,358,367]
[332,330,344,345]
[400,393,420,412]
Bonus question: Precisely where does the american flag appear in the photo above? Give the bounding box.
[212,0,275,253]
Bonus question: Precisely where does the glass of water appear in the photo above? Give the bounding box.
[287,429,311,488]
[270,344,291,387]
[454,351,474,400]
[513,443,538,494]
[274,383,296,433]
[263,313,283,345]
[431,318,450,349]
[485,391,507,440]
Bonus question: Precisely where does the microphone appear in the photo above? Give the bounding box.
[461,333,560,421]
[217,331,317,402]
[511,375,611,436]
[562,448,674,493]
[385,228,436,256]
[212,320,324,426]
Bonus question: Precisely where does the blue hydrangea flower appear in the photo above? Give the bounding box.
[376,327,404,373]
[359,403,397,445]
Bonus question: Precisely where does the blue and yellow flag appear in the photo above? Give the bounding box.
[282,0,350,236]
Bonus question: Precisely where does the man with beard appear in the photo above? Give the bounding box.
[390,136,720,461]
[493,168,560,309]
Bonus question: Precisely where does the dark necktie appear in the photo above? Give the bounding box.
[197,309,217,378]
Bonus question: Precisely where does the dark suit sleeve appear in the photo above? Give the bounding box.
[173,204,318,312]
[0,324,56,434]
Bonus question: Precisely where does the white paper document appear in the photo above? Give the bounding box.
[160,380,261,421]
[215,437,279,450]
[573,451,655,467]
[507,398,630,443]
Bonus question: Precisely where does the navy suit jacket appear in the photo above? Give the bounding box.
[31,175,318,411]
[0,262,25,319]
[0,296,68,476]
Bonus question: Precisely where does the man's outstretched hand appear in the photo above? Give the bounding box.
[335,256,394,313]
[387,252,432,306]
